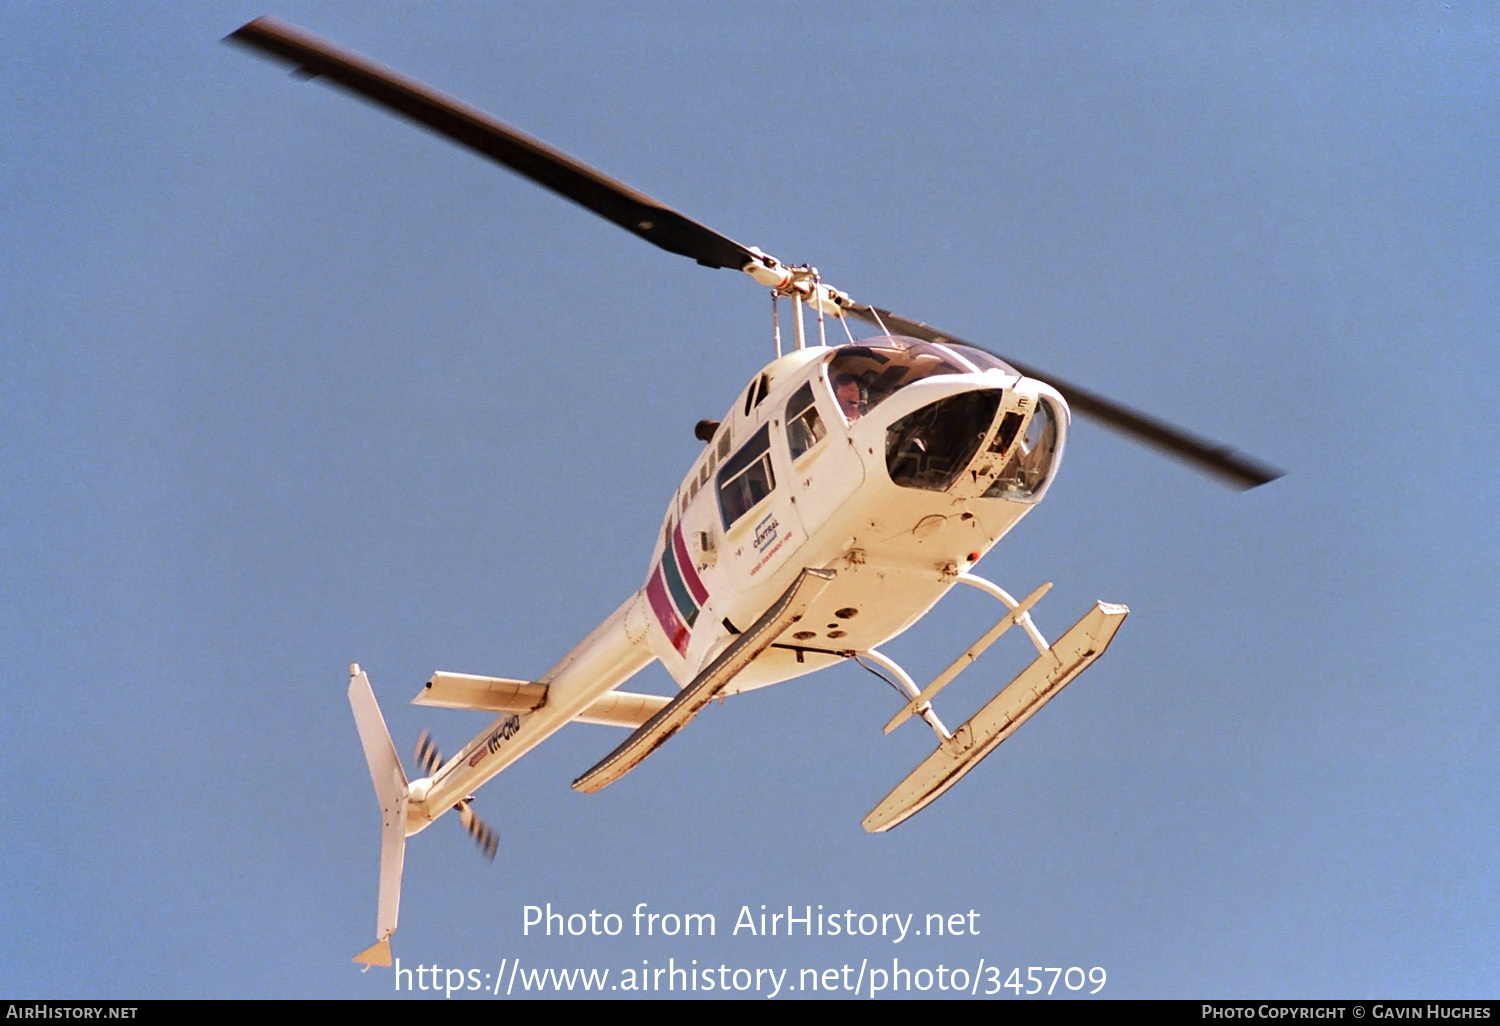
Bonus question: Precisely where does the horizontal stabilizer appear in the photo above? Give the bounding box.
[573,567,836,794]
[863,601,1128,833]
[414,673,547,713]
[574,690,671,728]
[414,672,667,728]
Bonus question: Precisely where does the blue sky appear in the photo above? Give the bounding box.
[3,2,1497,998]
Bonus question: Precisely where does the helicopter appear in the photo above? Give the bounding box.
[227,17,1282,968]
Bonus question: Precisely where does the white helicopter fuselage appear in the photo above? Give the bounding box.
[411,336,1069,826]
[646,339,1068,693]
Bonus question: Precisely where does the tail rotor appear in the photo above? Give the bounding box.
[414,730,499,862]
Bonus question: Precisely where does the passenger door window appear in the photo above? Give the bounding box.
[718,424,776,528]
[784,382,826,461]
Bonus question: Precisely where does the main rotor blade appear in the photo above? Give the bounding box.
[226,17,757,271]
[847,304,1283,491]
[228,17,1282,491]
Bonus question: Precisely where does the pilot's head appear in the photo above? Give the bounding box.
[833,373,864,421]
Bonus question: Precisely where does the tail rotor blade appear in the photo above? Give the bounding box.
[457,800,499,862]
[416,731,497,859]
[414,729,443,777]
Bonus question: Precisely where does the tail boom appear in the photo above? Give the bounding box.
[411,591,654,824]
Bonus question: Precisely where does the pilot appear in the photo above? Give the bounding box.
[834,373,865,422]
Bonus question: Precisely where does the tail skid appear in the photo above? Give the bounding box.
[348,663,408,968]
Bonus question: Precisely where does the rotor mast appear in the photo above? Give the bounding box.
[744,250,851,356]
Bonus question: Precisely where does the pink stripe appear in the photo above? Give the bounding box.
[646,567,690,657]
[672,524,710,605]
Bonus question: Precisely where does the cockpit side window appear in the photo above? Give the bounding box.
[718,424,776,528]
[827,336,968,423]
[784,382,826,461]
[983,398,1061,502]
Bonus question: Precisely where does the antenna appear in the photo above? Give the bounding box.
[814,270,827,348]
[771,292,782,358]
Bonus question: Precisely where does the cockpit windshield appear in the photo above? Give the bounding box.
[827,336,972,422]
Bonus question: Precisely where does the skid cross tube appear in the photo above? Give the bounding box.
[884,581,1053,735]
[861,648,951,741]
[957,572,1052,656]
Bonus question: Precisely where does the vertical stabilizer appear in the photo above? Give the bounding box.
[348,663,408,967]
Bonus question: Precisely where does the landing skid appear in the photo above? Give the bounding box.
[573,567,836,793]
[863,578,1127,833]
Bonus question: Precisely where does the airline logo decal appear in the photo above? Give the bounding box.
[748,510,792,577]
[752,512,779,553]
